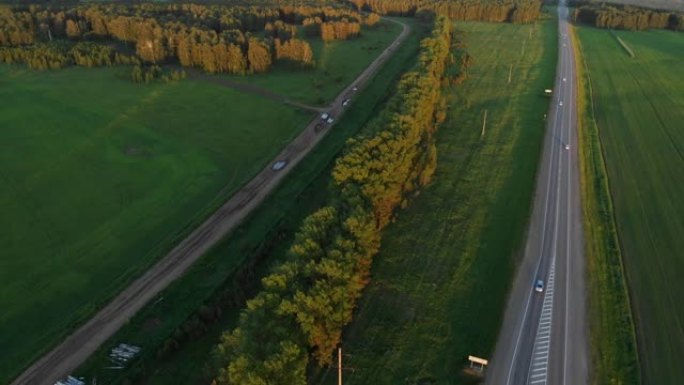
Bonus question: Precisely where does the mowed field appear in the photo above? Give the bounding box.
[227,20,402,105]
[577,27,684,384]
[312,18,556,385]
[0,65,312,383]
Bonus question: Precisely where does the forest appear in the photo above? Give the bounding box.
[0,3,378,76]
[571,1,684,30]
[350,0,542,23]
[208,15,453,385]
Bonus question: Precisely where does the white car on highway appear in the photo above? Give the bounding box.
[559,101,563,106]
[535,280,544,293]
[565,144,570,150]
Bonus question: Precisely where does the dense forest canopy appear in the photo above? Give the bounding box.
[350,0,542,23]
[574,0,684,12]
[0,3,378,76]
[571,1,684,30]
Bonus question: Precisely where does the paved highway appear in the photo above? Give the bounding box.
[10,18,410,385]
[486,3,588,385]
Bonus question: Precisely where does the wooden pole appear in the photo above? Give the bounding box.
[481,110,488,138]
[338,347,342,385]
[521,40,526,57]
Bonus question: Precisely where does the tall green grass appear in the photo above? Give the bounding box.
[310,18,556,385]
[576,26,684,384]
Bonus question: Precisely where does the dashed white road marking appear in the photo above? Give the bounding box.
[527,258,557,385]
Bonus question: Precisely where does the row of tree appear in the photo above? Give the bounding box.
[130,64,186,84]
[210,15,454,385]
[571,2,684,31]
[0,41,137,70]
[350,0,542,23]
[274,38,314,65]
[320,20,362,41]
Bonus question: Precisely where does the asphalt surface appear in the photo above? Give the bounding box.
[486,4,588,385]
[10,18,410,385]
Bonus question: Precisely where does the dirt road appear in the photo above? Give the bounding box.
[191,71,325,112]
[11,18,410,385]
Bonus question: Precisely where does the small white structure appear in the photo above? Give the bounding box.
[55,376,85,385]
[109,343,141,365]
[468,355,489,372]
[544,89,553,95]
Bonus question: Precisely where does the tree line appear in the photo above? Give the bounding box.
[350,0,542,23]
[0,41,138,69]
[209,15,454,385]
[0,3,380,75]
[571,1,684,31]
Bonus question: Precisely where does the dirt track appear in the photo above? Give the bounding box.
[191,71,325,112]
[11,18,410,385]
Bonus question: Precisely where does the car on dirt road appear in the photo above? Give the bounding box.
[272,160,287,171]
[342,99,351,107]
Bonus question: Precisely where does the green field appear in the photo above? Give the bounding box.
[310,18,556,385]
[72,18,426,385]
[571,25,640,385]
[577,27,684,384]
[0,65,313,383]
[226,20,402,105]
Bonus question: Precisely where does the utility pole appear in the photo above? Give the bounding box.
[521,40,526,57]
[481,109,488,138]
[333,345,355,384]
